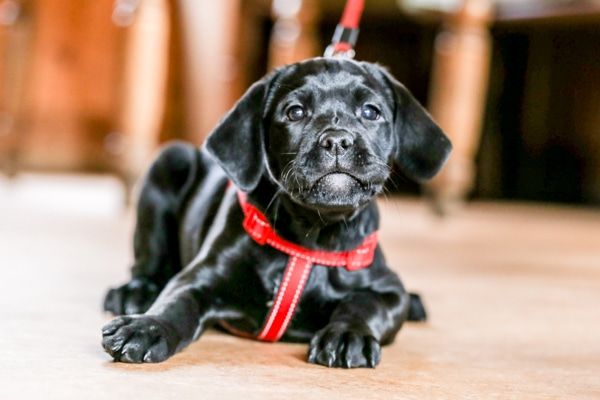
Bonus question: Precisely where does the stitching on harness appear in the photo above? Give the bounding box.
[275,260,312,340]
[258,256,297,339]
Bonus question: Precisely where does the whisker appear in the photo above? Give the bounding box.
[305,225,315,238]
[342,216,349,230]
[316,208,324,224]
[265,188,282,213]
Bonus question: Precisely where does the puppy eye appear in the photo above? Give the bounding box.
[361,104,381,121]
[286,105,306,121]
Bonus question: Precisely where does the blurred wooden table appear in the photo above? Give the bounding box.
[2,0,598,206]
[414,0,600,211]
[268,0,600,210]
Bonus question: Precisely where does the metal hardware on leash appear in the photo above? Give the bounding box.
[324,0,364,59]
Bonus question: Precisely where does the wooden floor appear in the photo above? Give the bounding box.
[1,174,600,399]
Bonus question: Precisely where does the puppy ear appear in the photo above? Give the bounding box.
[205,73,275,191]
[378,68,452,182]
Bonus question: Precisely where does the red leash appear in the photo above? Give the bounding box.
[324,0,365,58]
[237,191,378,342]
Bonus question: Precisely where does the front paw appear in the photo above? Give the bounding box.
[308,322,381,368]
[103,278,160,315]
[102,315,180,363]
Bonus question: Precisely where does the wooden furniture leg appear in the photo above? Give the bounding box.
[0,0,32,177]
[176,0,244,143]
[268,0,320,69]
[425,0,493,213]
[111,0,170,200]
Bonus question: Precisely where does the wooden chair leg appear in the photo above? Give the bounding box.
[175,0,245,144]
[425,0,493,214]
[0,0,33,178]
[111,0,170,201]
[268,0,320,69]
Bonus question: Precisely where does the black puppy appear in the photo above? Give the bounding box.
[102,58,451,368]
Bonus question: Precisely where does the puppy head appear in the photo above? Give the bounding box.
[206,58,451,214]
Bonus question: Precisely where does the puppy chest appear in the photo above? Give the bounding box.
[257,258,354,306]
[220,253,355,338]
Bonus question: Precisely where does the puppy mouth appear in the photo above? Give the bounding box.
[313,172,364,192]
[297,171,378,212]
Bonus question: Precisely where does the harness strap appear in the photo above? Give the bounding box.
[257,256,312,341]
[237,191,378,341]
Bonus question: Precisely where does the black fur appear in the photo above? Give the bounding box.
[102,58,451,368]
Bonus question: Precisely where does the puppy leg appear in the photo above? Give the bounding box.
[308,279,410,368]
[407,292,427,321]
[102,262,222,363]
[104,142,201,315]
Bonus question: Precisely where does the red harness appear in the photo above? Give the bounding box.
[237,191,378,341]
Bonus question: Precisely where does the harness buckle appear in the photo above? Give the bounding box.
[324,25,359,59]
[324,45,356,59]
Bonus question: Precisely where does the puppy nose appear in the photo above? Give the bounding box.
[318,131,354,155]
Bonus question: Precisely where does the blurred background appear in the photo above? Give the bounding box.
[0,0,599,209]
[2,2,600,397]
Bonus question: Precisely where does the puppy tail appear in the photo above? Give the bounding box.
[407,292,427,322]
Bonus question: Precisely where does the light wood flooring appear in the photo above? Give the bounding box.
[1,174,599,399]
